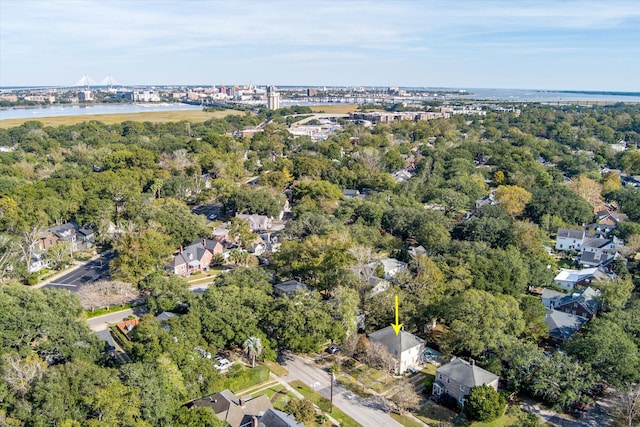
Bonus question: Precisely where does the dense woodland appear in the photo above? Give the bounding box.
[1,103,640,426]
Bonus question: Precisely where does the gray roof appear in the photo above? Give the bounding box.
[554,286,602,315]
[189,390,272,427]
[259,409,303,427]
[544,308,587,341]
[557,228,584,240]
[368,326,425,358]
[48,222,78,240]
[274,280,311,296]
[173,239,213,267]
[436,358,498,388]
[542,289,565,301]
[155,311,179,322]
[582,237,611,249]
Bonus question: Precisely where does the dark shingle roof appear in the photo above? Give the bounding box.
[189,390,272,427]
[260,408,304,427]
[557,228,584,240]
[555,286,602,315]
[436,358,498,388]
[544,309,587,341]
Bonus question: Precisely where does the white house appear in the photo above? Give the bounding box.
[368,326,425,374]
[553,267,598,291]
[555,228,585,251]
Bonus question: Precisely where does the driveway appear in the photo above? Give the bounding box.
[282,355,403,427]
[86,306,148,331]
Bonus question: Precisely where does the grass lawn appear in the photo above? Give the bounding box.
[416,402,457,425]
[245,385,283,400]
[421,364,437,376]
[469,414,518,427]
[0,109,244,128]
[309,104,358,114]
[83,303,142,319]
[289,380,361,427]
[389,413,425,427]
[263,360,288,377]
[345,364,395,394]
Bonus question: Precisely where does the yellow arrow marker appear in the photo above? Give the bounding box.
[391,294,403,335]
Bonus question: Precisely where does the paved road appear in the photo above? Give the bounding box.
[282,355,403,427]
[86,306,148,331]
[43,251,116,292]
[191,203,223,223]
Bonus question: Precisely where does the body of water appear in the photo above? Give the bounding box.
[2,88,639,121]
[0,103,202,120]
[453,88,640,103]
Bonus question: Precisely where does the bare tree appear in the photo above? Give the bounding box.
[0,235,19,282]
[389,379,421,414]
[2,353,46,397]
[342,333,360,358]
[46,241,73,270]
[17,225,45,273]
[77,280,139,311]
[612,383,640,427]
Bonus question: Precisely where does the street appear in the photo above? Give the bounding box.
[43,251,116,292]
[282,355,403,427]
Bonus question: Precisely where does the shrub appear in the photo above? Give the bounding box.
[463,384,506,422]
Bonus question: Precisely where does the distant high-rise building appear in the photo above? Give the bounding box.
[78,90,93,102]
[307,88,318,97]
[267,85,280,110]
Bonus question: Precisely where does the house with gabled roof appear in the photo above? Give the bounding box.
[236,213,272,232]
[259,408,304,427]
[547,286,602,319]
[544,308,588,346]
[274,280,312,297]
[555,228,585,251]
[579,236,624,267]
[553,267,611,291]
[187,389,273,427]
[368,326,425,374]
[432,358,499,407]
[172,238,223,277]
[365,258,408,280]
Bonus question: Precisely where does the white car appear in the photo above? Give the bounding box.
[208,214,217,220]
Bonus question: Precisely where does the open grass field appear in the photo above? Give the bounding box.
[310,104,359,114]
[0,109,245,128]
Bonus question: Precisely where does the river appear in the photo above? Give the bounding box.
[0,103,202,120]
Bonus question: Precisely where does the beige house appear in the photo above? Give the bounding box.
[432,358,499,406]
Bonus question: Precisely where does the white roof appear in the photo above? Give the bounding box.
[554,267,598,283]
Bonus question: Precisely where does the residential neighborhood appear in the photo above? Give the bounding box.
[2,85,640,427]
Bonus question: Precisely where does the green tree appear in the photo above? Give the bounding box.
[285,398,316,424]
[173,407,225,427]
[463,384,505,421]
[242,337,263,368]
[565,318,640,387]
[438,289,524,357]
[111,227,174,284]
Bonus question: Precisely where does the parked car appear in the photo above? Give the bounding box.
[208,214,218,220]
[327,345,340,354]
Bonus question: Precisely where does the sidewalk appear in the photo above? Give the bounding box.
[268,372,342,426]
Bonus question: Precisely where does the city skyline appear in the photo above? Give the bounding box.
[1,0,639,91]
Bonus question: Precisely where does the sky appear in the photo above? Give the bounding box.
[1,0,639,91]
